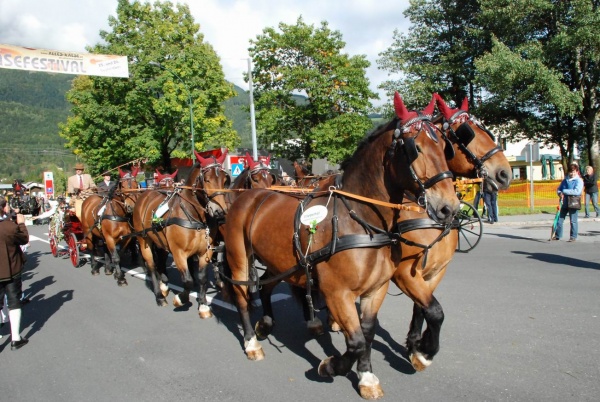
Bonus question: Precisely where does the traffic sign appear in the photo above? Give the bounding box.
[231,163,244,177]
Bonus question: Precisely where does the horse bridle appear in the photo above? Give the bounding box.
[443,110,504,181]
[389,115,454,208]
[116,176,140,214]
[245,164,271,188]
[193,159,229,208]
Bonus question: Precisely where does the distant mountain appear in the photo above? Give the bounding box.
[0,69,253,182]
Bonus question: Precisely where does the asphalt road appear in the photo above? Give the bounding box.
[1,221,599,401]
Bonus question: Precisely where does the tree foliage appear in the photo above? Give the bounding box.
[248,17,377,164]
[475,0,600,167]
[378,0,487,111]
[378,0,600,168]
[59,0,238,175]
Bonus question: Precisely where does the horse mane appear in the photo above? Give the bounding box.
[340,119,397,171]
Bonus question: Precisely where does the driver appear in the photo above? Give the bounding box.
[67,163,96,219]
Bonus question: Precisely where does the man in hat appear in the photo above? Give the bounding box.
[97,171,116,197]
[67,163,96,219]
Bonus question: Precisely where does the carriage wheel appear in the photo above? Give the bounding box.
[49,233,58,257]
[454,201,483,253]
[68,233,80,267]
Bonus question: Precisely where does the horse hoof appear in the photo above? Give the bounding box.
[117,280,128,287]
[318,357,335,377]
[160,283,170,297]
[172,296,183,308]
[91,269,100,276]
[104,269,114,276]
[358,372,384,400]
[255,316,273,340]
[198,305,212,319]
[244,336,264,361]
[409,352,432,372]
[156,299,168,307]
[359,384,384,400]
[329,317,341,332]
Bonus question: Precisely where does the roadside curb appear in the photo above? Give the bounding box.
[490,217,600,227]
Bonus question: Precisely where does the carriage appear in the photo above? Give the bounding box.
[48,201,88,267]
[453,178,484,252]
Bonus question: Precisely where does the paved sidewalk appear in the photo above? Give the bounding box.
[488,211,600,227]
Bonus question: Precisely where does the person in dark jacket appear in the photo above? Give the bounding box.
[0,198,30,350]
[582,165,599,218]
[482,177,498,224]
[97,172,116,197]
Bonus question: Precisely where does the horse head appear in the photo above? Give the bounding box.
[434,93,511,190]
[118,166,140,213]
[244,152,274,188]
[193,148,230,219]
[388,92,459,223]
[155,169,179,188]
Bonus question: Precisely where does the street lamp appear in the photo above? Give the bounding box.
[149,61,195,158]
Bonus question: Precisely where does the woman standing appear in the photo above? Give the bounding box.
[0,198,30,349]
[555,163,584,242]
[582,165,600,218]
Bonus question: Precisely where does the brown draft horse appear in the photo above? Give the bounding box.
[223,93,460,399]
[312,93,512,376]
[385,93,512,371]
[80,167,141,285]
[325,93,512,372]
[211,153,275,287]
[132,150,229,317]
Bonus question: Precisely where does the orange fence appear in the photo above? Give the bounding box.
[457,179,596,209]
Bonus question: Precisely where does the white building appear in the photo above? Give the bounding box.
[502,139,571,181]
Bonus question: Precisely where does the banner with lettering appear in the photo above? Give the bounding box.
[0,43,129,78]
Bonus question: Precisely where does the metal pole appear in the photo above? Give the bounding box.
[529,143,534,212]
[149,62,195,158]
[248,58,258,161]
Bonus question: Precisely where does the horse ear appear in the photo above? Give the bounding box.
[423,94,436,116]
[170,169,178,179]
[194,150,211,167]
[265,154,271,167]
[216,148,228,165]
[393,92,411,121]
[435,93,454,119]
[131,167,139,177]
[245,152,257,169]
[460,97,469,111]
[119,168,126,178]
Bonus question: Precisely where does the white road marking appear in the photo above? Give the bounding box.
[34,232,291,312]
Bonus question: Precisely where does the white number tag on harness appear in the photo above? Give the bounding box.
[300,205,328,225]
[155,201,169,218]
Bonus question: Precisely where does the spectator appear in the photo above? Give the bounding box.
[582,165,599,218]
[555,163,584,242]
[482,177,498,224]
[0,198,30,350]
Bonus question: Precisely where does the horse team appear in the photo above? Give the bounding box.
[68,93,511,400]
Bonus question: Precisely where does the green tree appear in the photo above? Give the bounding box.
[248,17,377,164]
[475,0,599,168]
[59,0,238,175]
[377,0,487,111]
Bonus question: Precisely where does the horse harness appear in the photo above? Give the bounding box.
[443,110,504,180]
[221,116,458,320]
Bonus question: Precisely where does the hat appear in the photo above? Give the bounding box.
[75,163,85,170]
[102,171,112,176]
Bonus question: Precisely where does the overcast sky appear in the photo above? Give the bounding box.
[0,0,411,106]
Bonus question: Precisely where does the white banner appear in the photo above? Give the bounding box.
[0,43,129,78]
